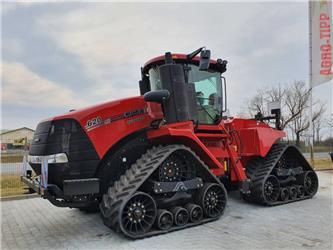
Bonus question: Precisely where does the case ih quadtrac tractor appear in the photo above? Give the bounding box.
[22,48,318,239]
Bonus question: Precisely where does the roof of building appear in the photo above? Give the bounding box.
[0,127,35,135]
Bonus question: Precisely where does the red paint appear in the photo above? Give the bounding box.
[51,96,162,159]
[223,118,285,157]
[41,55,285,185]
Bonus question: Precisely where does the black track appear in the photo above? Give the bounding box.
[100,144,227,239]
[244,143,319,205]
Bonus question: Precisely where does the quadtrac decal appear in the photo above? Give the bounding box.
[85,108,147,132]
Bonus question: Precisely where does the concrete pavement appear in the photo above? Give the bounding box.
[1,171,332,250]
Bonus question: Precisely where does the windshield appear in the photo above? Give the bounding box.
[148,64,222,124]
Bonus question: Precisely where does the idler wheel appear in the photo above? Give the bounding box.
[196,183,227,218]
[262,175,280,203]
[300,171,319,196]
[120,192,157,237]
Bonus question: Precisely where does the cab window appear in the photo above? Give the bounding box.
[149,67,162,91]
[148,64,223,125]
[188,65,222,125]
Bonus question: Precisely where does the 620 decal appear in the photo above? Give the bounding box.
[84,108,147,132]
[85,117,102,131]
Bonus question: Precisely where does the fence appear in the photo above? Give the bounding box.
[0,149,33,197]
[0,123,36,198]
[282,140,333,170]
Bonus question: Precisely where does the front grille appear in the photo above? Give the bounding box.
[29,119,100,188]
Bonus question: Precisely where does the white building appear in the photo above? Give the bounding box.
[0,127,35,150]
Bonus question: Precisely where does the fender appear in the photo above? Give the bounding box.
[147,121,225,172]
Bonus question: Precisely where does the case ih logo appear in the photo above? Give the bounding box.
[172,182,188,192]
[85,108,147,132]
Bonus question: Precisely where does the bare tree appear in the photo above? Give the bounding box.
[312,101,326,144]
[248,89,266,116]
[246,81,327,146]
[324,113,333,128]
[247,81,308,131]
[266,84,286,103]
[288,113,309,146]
[247,85,285,118]
[284,81,311,145]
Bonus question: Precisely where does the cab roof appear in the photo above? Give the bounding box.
[142,53,227,75]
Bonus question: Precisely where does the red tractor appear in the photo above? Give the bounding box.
[22,48,318,239]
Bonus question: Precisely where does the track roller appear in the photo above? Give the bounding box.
[289,186,298,200]
[171,207,189,226]
[155,209,173,230]
[279,187,289,201]
[297,185,305,198]
[185,203,203,223]
[196,183,227,218]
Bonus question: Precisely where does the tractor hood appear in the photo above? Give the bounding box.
[33,96,161,159]
[45,96,144,123]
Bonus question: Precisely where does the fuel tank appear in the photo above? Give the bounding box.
[224,118,286,157]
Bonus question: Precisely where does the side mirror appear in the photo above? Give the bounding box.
[199,50,211,70]
[268,101,282,130]
[144,90,170,104]
[139,79,150,95]
[268,101,281,115]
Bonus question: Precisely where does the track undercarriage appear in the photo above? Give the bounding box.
[100,143,318,238]
[100,144,227,239]
[243,144,319,205]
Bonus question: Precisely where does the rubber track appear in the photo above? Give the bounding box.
[99,144,225,239]
[246,143,317,206]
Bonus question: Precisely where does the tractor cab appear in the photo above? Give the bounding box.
[140,48,227,125]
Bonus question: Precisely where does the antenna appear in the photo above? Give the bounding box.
[187,47,205,60]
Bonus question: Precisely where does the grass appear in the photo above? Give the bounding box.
[310,158,333,170]
[313,145,333,153]
[1,154,24,163]
[299,145,332,153]
[0,175,26,197]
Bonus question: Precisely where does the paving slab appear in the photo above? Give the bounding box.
[1,171,332,250]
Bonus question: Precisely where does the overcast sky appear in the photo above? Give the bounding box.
[1,2,332,132]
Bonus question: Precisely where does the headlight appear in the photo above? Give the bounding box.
[28,153,68,164]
